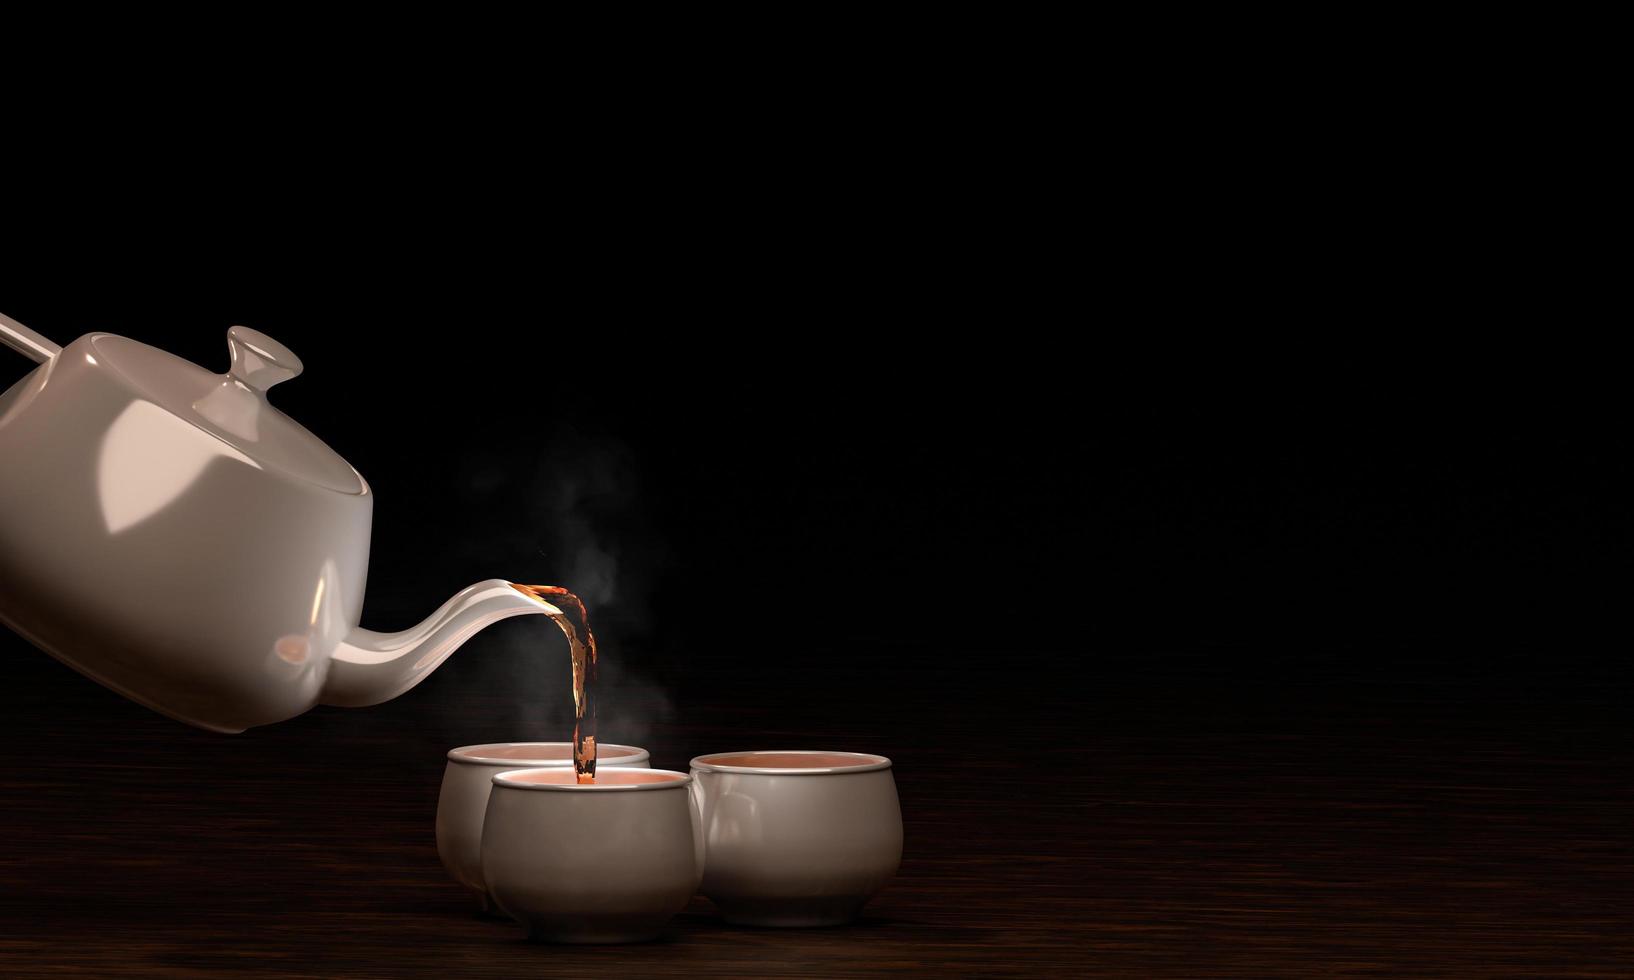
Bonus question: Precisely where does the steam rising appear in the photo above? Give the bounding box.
[418,430,672,757]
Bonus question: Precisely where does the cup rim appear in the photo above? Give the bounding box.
[491,767,692,792]
[447,742,649,767]
[689,750,893,775]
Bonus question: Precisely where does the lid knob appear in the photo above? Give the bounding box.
[227,325,303,394]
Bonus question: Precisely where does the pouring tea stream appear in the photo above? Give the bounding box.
[0,311,570,732]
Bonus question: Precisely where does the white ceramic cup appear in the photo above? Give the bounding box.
[481,767,699,943]
[436,742,649,910]
[690,750,902,927]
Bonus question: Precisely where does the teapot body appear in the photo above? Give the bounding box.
[0,334,373,731]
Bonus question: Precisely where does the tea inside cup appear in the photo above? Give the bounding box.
[691,751,891,772]
[450,742,648,765]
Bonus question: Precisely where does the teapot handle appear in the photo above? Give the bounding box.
[0,312,61,365]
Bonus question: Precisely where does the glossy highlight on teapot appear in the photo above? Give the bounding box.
[0,312,585,733]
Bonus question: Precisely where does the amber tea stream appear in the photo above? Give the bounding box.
[510,584,599,783]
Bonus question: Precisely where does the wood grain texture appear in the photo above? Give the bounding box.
[0,639,1628,977]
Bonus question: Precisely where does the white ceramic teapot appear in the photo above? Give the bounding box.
[0,311,560,732]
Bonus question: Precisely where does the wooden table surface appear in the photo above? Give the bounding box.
[1,638,1628,977]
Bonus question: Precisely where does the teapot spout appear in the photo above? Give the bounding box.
[320,578,561,708]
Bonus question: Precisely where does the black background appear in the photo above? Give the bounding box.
[3,279,1622,670]
[1,264,1627,742]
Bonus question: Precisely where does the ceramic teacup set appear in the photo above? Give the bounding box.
[437,743,903,943]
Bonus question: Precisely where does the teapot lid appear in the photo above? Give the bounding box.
[89,327,366,495]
